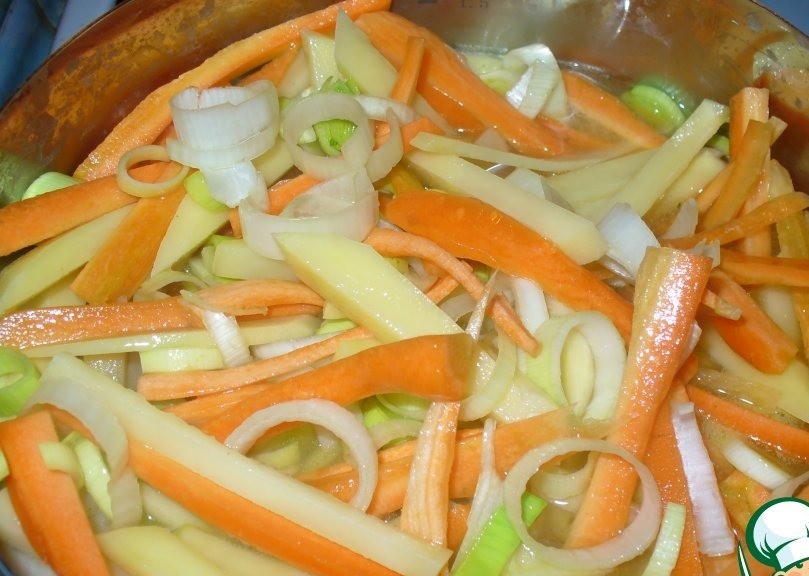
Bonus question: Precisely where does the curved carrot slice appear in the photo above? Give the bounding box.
[0,411,110,576]
[383,189,634,342]
[74,0,392,180]
[200,333,474,442]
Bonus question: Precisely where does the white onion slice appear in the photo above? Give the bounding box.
[353,95,415,123]
[660,198,699,240]
[240,169,378,260]
[282,92,374,180]
[460,328,516,421]
[109,469,143,529]
[116,145,190,198]
[529,452,595,503]
[24,377,128,478]
[200,161,267,207]
[772,469,809,500]
[201,309,252,368]
[168,125,279,170]
[503,438,661,571]
[597,203,660,281]
[504,438,661,570]
[670,401,735,556]
[225,399,377,512]
[170,80,279,151]
[509,276,549,336]
[721,436,792,490]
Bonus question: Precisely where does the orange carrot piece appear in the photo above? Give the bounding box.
[719,469,770,532]
[665,191,809,250]
[561,70,666,150]
[718,248,809,288]
[566,247,712,548]
[735,168,772,257]
[0,165,168,257]
[447,502,470,553]
[705,270,798,374]
[74,0,392,180]
[71,186,185,304]
[238,42,301,86]
[700,120,773,231]
[0,279,323,350]
[303,409,573,517]
[390,35,426,105]
[688,385,809,462]
[383,189,634,342]
[728,87,769,162]
[365,227,539,354]
[375,115,445,155]
[229,207,243,238]
[200,333,474,442]
[0,411,110,576]
[644,367,704,576]
[355,11,562,157]
[128,441,398,576]
[695,162,733,214]
[268,174,321,215]
[399,401,459,547]
[139,326,370,400]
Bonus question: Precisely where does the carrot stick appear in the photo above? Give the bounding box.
[728,87,769,162]
[688,385,809,462]
[267,174,320,215]
[664,191,809,249]
[303,409,573,517]
[561,70,666,150]
[718,248,809,288]
[139,326,370,400]
[200,333,473,442]
[735,169,772,257]
[0,279,323,350]
[390,35,426,104]
[0,165,167,257]
[566,247,712,548]
[375,115,445,155]
[704,270,798,374]
[71,186,185,304]
[643,364,704,576]
[355,11,562,157]
[383,189,634,342]
[0,410,110,576]
[74,0,392,181]
[700,120,773,231]
[695,162,732,214]
[365,227,539,354]
[128,441,398,576]
[399,401,459,547]
[229,207,243,238]
[238,42,301,86]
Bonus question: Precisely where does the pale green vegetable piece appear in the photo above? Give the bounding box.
[334,9,397,96]
[276,232,461,342]
[212,238,298,281]
[98,525,227,576]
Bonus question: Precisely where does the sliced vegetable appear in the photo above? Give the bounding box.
[0,347,40,417]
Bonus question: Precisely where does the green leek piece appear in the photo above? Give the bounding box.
[39,441,83,486]
[641,503,686,576]
[361,397,397,428]
[708,134,730,157]
[451,493,546,576]
[316,317,358,335]
[98,525,227,576]
[314,118,356,156]
[321,76,360,95]
[251,423,317,475]
[184,171,228,212]
[0,347,40,417]
[64,432,112,518]
[638,74,697,116]
[275,232,461,342]
[621,84,686,135]
[21,171,80,200]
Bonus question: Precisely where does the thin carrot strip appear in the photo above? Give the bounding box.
[728,87,769,162]
[139,326,370,400]
[200,333,474,442]
[704,270,798,374]
[128,441,398,576]
[390,35,426,104]
[74,0,392,180]
[735,168,772,257]
[665,191,809,249]
[0,279,323,350]
[447,502,470,553]
[0,165,165,256]
[238,42,301,86]
[643,364,705,576]
[700,120,773,231]
[71,185,186,304]
[365,227,539,354]
[229,207,243,238]
[561,70,666,150]
[383,189,634,342]
[303,409,573,517]
[688,385,809,462]
[566,247,712,548]
[355,11,562,157]
[268,174,321,215]
[375,115,444,155]
[400,401,459,548]
[718,248,809,288]
[695,162,733,214]
[0,410,110,576]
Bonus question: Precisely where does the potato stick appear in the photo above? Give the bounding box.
[365,227,539,354]
[74,0,392,180]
